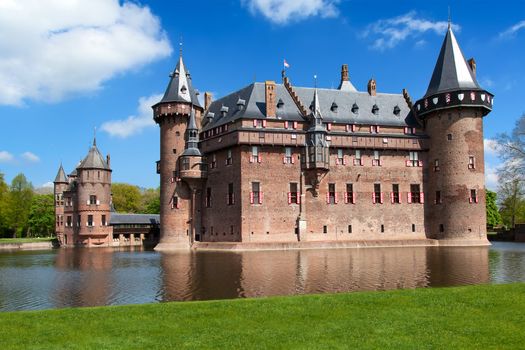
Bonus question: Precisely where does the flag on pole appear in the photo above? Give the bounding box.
[283,59,290,69]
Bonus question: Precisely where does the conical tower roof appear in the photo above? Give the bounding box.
[78,138,110,170]
[54,164,68,183]
[424,25,480,97]
[159,54,202,108]
[182,108,201,156]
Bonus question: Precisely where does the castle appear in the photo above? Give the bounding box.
[152,23,492,251]
[53,140,159,247]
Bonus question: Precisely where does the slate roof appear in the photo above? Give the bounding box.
[110,213,160,226]
[203,82,417,130]
[424,25,481,97]
[54,164,68,183]
[157,55,202,108]
[77,139,110,170]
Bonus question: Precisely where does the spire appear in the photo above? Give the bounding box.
[54,163,68,183]
[159,52,202,108]
[93,127,97,147]
[424,25,480,97]
[182,108,201,156]
[307,87,327,133]
[78,139,110,170]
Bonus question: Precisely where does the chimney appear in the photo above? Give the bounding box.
[367,78,377,96]
[265,80,276,118]
[204,92,213,111]
[341,64,349,83]
[468,58,476,78]
[106,154,111,168]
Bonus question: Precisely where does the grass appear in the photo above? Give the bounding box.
[0,237,55,244]
[0,284,524,349]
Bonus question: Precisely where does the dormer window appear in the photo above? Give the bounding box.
[237,98,246,111]
[220,105,229,118]
[393,105,401,116]
[372,104,379,115]
[277,98,284,109]
[180,85,187,93]
[331,102,338,112]
[352,103,359,114]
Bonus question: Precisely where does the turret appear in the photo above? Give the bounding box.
[415,23,492,245]
[73,137,112,246]
[53,164,68,245]
[153,51,204,250]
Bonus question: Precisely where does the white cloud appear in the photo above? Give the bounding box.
[484,139,500,156]
[363,11,459,50]
[485,163,499,191]
[0,0,172,106]
[0,151,14,162]
[242,0,340,25]
[499,20,525,39]
[21,151,40,162]
[41,181,54,188]
[101,93,162,138]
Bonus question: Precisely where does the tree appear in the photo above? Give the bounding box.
[28,194,55,237]
[112,183,142,213]
[496,113,525,178]
[5,173,33,237]
[486,190,502,229]
[0,172,9,237]
[141,187,160,214]
[498,176,525,229]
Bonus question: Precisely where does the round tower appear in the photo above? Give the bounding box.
[53,164,68,245]
[153,53,203,250]
[75,138,112,246]
[416,25,493,245]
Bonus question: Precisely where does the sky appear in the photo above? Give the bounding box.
[0,0,524,190]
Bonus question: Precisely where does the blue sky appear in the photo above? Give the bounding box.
[0,0,523,190]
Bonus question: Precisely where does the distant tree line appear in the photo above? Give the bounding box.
[0,173,159,238]
[494,113,525,228]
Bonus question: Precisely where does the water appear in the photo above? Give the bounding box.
[0,242,524,311]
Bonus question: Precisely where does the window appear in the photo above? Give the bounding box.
[182,157,190,170]
[370,125,379,134]
[326,123,332,131]
[412,224,416,232]
[102,215,106,226]
[89,195,97,205]
[284,147,294,164]
[288,183,300,204]
[250,182,262,204]
[447,133,453,141]
[211,154,217,169]
[354,150,363,166]
[373,184,383,204]
[468,156,475,169]
[253,119,265,128]
[226,149,233,165]
[77,215,81,227]
[336,149,345,165]
[408,184,424,204]
[206,188,212,208]
[323,225,328,234]
[250,146,261,163]
[372,150,382,166]
[435,191,442,204]
[407,151,422,167]
[227,183,235,205]
[327,183,337,204]
[469,189,478,203]
[381,225,385,233]
[87,215,94,227]
[348,225,352,234]
[434,159,440,172]
[67,216,72,227]
[345,183,355,204]
[171,196,180,209]
[391,184,400,204]
[439,224,444,233]
[404,127,416,135]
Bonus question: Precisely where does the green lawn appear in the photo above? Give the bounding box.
[0,284,524,349]
[0,237,55,244]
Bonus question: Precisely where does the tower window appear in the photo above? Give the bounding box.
[434,159,440,172]
[447,133,453,141]
[468,156,475,169]
[250,182,262,204]
[323,225,328,234]
[227,183,235,205]
[439,224,444,233]
[250,146,261,163]
[348,225,352,234]
[171,196,180,209]
[226,149,233,165]
[373,184,383,204]
[102,215,106,226]
[381,225,385,233]
[391,184,400,204]
[89,195,97,205]
[66,216,72,227]
[469,189,478,204]
[87,215,94,227]
[412,224,416,232]
[288,183,299,204]
[435,191,442,204]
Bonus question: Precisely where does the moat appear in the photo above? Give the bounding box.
[1,242,524,311]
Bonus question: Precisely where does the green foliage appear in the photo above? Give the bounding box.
[112,183,142,213]
[0,172,8,235]
[486,190,502,228]
[141,187,160,214]
[5,173,33,237]
[1,284,525,349]
[28,194,55,237]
